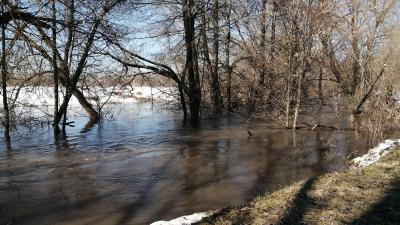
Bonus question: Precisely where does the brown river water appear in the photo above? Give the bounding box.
[0,103,397,225]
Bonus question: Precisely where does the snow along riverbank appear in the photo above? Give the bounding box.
[150,212,210,225]
[0,86,176,120]
[352,139,400,168]
[150,139,400,225]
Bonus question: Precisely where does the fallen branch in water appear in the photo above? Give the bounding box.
[301,122,354,131]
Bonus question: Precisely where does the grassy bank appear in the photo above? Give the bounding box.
[198,149,400,225]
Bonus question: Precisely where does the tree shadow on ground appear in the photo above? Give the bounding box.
[347,178,400,225]
[277,176,318,225]
[196,176,319,225]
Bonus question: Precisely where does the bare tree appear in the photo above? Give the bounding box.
[51,0,59,128]
[1,0,11,149]
[211,0,223,112]
[182,0,201,122]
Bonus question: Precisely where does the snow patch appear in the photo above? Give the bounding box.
[0,86,176,120]
[150,212,209,225]
[352,139,400,168]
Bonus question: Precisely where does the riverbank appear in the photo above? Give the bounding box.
[151,140,400,225]
[193,140,400,225]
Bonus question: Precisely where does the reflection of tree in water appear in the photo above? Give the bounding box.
[312,131,330,174]
[0,130,103,224]
[111,156,178,225]
[0,113,386,225]
[53,134,99,209]
[245,134,275,199]
[245,129,342,200]
[179,136,235,212]
[0,176,20,225]
[12,133,102,224]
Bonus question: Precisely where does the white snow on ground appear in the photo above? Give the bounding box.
[150,212,209,225]
[1,86,175,107]
[352,139,400,168]
[392,92,400,102]
[0,86,176,119]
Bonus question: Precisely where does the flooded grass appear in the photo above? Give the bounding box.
[197,148,400,225]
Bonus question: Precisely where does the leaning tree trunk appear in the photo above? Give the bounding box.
[353,66,386,115]
[55,75,100,125]
[73,88,100,121]
[53,1,109,127]
[292,72,303,130]
[53,78,101,126]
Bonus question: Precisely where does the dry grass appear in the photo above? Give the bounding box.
[197,149,400,225]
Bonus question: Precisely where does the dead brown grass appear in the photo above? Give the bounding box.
[197,149,400,225]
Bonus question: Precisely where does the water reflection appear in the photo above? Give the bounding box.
[0,103,396,225]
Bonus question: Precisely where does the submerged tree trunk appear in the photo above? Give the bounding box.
[54,89,72,127]
[178,82,188,120]
[53,0,106,127]
[53,0,109,126]
[1,2,11,149]
[183,0,201,123]
[73,89,100,120]
[62,92,68,133]
[54,83,101,126]
[53,74,100,126]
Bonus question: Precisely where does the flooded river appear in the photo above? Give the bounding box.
[0,103,395,225]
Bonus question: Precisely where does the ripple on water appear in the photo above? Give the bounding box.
[1,102,397,225]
